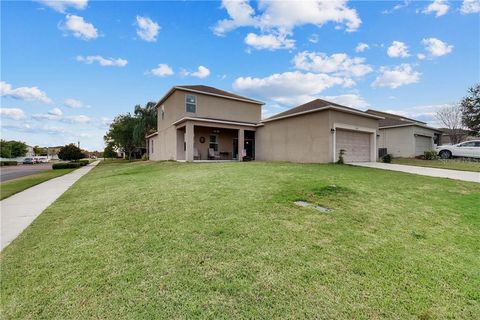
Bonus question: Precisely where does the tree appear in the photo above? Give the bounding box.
[33,145,47,155]
[0,140,28,158]
[104,113,138,160]
[58,144,85,161]
[460,83,480,135]
[133,101,157,147]
[103,143,117,159]
[436,104,464,145]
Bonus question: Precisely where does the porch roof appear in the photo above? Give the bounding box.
[173,116,259,129]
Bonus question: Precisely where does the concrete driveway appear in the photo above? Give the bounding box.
[0,163,53,182]
[351,162,480,183]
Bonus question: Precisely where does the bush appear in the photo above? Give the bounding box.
[424,150,437,160]
[52,162,81,169]
[77,159,90,166]
[0,161,18,166]
[382,154,393,163]
[337,149,345,164]
[58,144,85,161]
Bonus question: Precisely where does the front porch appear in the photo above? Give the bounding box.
[175,119,256,161]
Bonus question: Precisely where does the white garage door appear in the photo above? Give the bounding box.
[336,129,371,162]
[415,135,433,156]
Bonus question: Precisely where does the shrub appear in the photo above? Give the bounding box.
[58,144,85,161]
[337,149,345,164]
[382,154,393,163]
[424,150,437,160]
[0,161,18,166]
[52,162,81,169]
[77,159,90,166]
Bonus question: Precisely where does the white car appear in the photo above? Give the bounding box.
[436,140,480,159]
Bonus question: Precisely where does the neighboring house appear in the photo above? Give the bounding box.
[25,146,35,157]
[147,85,382,163]
[366,110,442,158]
[439,128,477,145]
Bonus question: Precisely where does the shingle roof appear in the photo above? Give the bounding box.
[265,98,377,121]
[176,85,263,104]
[365,109,426,127]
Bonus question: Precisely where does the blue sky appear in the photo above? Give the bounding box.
[1,0,479,151]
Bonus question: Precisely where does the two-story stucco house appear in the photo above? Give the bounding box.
[147,85,383,163]
[147,85,263,161]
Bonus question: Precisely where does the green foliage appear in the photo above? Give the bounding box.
[103,143,117,159]
[58,144,85,161]
[52,162,81,169]
[77,160,90,166]
[0,161,18,166]
[0,140,28,158]
[382,154,393,163]
[133,101,157,147]
[33,146,47,155]
[104,113,138,160]
[337,149,345,164]
[424,150,438,160]
[460,83,480,135]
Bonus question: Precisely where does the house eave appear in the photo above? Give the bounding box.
[379,123,442,132]
[172,117,259,127]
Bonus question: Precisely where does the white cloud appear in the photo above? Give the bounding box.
[372,64,421,89]
[321,94,369,109]
[182,66,211,78]
[149,64,174,77]
[37,0,88,13]
[67,115,91,123]
[417,53,426,60]
[422,0,450,17]
[233,71,350,105]
[387,41,410,58]
[244,32,295,50]
[355,42,369,52]
[382,0,410,14]
[0,108,26,120]
[461,0,480,14]
[48,107,63,116]
[292,51,373,78]
[60,14,98,40]
[308,34,319,43]
[64,98,83,108]
[421,37,453,57]
[381,103,450,127]
[214,0,362,44]
[135,16,160,42]
[76,55,128,67]
[0,81,52,104]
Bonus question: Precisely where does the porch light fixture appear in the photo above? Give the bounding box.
[330,128,336,133]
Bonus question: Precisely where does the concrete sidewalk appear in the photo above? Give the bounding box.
[0,161,99,251]
[351,162,479,183]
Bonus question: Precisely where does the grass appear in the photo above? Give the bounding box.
[0,168,74,200]
[392,157,480,172]
[1,161,479,319]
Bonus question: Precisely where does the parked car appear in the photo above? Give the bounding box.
[436,140,480,159]
[36,157,49,163]
[23,157,35,164]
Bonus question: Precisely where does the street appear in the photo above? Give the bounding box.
[0,163,52,182]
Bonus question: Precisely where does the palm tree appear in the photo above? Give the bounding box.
[133,101,157,156]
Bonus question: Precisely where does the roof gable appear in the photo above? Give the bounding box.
[365,109,427,127]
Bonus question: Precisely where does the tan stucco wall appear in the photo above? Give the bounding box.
[256,110,378,163]
[193,126,238,160]
[377,126,415,157]
[378,125,439,158]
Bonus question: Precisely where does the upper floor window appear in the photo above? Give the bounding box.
[186,94,196,113]
[161,105,165,120]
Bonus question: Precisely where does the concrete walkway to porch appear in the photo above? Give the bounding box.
[0,161,100,251]
[350,162,479,183]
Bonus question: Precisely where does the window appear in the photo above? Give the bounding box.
[186,94,196,113]
[209,134,218,151]
[161,105,165,120]
[459,141,475,147]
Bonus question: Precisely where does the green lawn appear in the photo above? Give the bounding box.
[392,158,480,172]
[1,161,479,319]
[0,168,75,200]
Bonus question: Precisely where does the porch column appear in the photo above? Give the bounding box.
[238,128,244,161]
[185,121,194,162]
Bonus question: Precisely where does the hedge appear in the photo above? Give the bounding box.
[0,161,18,166]
[78,160,90,166]
[52,162,81,169]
